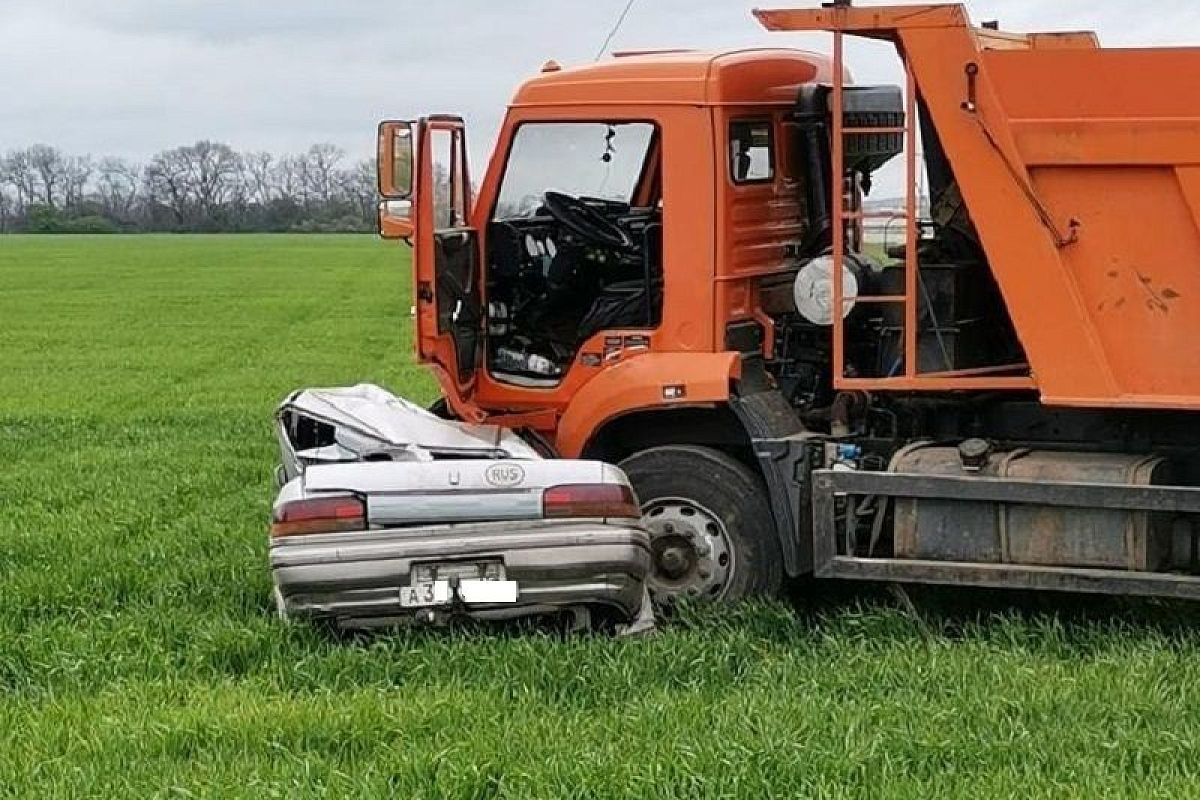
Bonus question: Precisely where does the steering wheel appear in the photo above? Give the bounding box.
[542,191,634,250]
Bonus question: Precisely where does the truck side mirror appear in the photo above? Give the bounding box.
[377,120,414,199]
[378,199,414,241]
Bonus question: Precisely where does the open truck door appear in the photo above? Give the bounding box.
[379,117,484,420]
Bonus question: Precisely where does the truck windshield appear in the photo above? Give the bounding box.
[494,122,656,219]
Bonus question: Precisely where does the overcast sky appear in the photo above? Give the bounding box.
[4,0,1198,171]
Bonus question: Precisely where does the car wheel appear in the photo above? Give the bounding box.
[620,445,782,604]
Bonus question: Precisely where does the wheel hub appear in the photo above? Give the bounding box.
[642,498,734,602]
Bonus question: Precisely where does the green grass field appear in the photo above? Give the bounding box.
[4,234,1200,798]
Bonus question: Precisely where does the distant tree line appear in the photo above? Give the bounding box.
[0,142,377,234]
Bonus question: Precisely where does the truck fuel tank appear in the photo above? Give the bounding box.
[891,444,1177,571]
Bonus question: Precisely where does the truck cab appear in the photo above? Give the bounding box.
[379,49,891,603]
[382,49,860,425]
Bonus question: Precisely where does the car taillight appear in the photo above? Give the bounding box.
[543,484,640,519]
[271,494,366,538]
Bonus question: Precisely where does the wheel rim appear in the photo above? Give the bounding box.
[641,497,735,603]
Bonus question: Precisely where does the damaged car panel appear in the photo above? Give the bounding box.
[270,384,654,633]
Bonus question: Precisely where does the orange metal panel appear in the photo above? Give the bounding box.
[1012,119,1200,167]
[511,49,838,108]
[900,25,1166,405]
[412,118,487,423]
[1029,165,1200,399]
[985,48,1200,120]
[981,45,1200,407]
[902,59,918,380]
[554,352,742,458]
[1027,32,1099,51]
[830,29,847,384]
[720,113,806,284]
[1179,166,1200,224]
[973,30,1099,52]
[754,5,965,36]
[714,108,806,340]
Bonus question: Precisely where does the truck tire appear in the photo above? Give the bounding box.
[620,445,783,604]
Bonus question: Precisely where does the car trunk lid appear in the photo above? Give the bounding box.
[301,459,622,527]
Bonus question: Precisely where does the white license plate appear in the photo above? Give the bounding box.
[399,580,451,608]
[399,579,519,608]
[459,579,519,604]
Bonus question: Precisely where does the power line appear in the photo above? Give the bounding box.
[594,0,638,61]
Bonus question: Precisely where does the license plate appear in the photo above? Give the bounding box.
[401,561,519,608]
[458,579,518,604]
[399,580,451,608]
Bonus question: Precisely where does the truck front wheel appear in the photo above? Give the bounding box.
[620,445,783,604]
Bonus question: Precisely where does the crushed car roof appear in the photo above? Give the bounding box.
[277,384,540,473]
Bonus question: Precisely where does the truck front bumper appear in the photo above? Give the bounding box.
[270,519,652,628]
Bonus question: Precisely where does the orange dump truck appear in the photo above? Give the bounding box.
[376,3,1200,605]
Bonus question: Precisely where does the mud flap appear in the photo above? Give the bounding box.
[731,388,814,577]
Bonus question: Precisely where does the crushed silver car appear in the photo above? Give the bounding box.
[270,385,654,633]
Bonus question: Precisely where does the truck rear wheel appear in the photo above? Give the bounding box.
[620,445,782,604]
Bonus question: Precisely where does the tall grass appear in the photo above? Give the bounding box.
[2,235,1199,798]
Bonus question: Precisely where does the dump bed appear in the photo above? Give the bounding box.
[757,4,1200,410]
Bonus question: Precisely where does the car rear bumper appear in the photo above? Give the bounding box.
[270,519,652,626]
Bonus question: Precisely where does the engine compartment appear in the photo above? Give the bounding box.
[761,88,1026,425]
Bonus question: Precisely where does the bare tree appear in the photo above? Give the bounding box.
[242,151,278,206]
[0,186,13,232]
[341,159,378,222]
[185,141,242,219]
[299,143,344,206]
[142,148,193,226]
[2,149,40,211]
[4,139,377,233]
[26,144,66,207]
[96,157,141,222]
[62,155,94,211]
[275,154,306,205]
[140,141,241,228]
